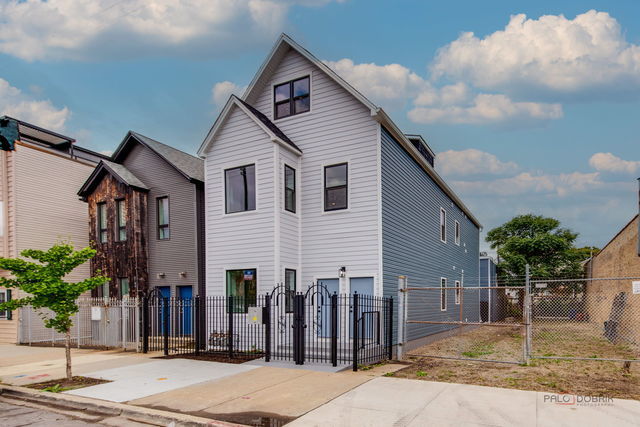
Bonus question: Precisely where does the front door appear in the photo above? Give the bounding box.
[177,286,193,335]
[350,277,375,339]
[317,279,339,338]
[158,286,171,335]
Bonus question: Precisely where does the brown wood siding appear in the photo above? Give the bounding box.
[87,174,148,297]
[121,142,198,296]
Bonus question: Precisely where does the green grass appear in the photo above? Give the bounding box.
[383,372,395,377]
[416,370,427,377]
[461,343,495,358]
[43,384,69,393]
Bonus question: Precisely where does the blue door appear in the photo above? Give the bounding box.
[158,286,171,335]
[350,277,375,339]
[178,286,193,335]
[318,279,339,338]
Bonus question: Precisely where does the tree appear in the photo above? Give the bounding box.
[486,214,593,280]
[0,243,108,381]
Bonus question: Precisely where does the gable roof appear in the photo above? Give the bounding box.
[202,34,481,228]
[78,160,149,199]
[198,95,301,156]
[113,131,204,183]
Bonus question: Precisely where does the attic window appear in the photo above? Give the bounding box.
[274,76,310,119]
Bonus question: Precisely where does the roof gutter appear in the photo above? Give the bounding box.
[372,108,482,230]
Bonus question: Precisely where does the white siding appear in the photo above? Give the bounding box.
[251,48,380,293]
[204,106,276,295]
[279,146,301,287]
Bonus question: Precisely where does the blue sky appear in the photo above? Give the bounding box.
[1,0,639,252]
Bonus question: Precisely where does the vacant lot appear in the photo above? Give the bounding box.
[396,322,639,400]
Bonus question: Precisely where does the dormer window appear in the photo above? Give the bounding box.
[274,76,310,119]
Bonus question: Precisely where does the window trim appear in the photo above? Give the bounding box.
[273,75,311,120]
[440,277,447,311]
[454,220,460,246]
[224,163,257,215]
[0,289,7,318]
[455,280,461,305]
[97,202,108,244]
[440,208,447,243]
[284,164,296,213]
[323,162,349,212]
[284,268,296,313]
[119,277,130,298]
[157,196,170,240]
[116,199,127,242]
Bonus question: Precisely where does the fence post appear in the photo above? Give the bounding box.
[163,297,169,356]
[396,276,407,360]
[331,293,338,367]
[228,296,234,359]
[524,265,532,365]
[388,296,393,360]
[194,295,201,356]
[352,292,359,372]
[264,294,271,362]
[142,296,149,353]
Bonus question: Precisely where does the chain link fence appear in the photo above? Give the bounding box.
[401,275,640,365]
[18,297,139,350]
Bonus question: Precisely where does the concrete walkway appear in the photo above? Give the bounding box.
[290,377,640,427]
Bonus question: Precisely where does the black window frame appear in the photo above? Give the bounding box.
[284,269,296,313]
[226,269,257,313]
[324,163,348,212]
[284,165,296,213]
[0,289,6,318]
[97,202,108,244]
[157,196,170,240]
[225,164,256,214]
[274,76,311,120]
[116,199,127,242]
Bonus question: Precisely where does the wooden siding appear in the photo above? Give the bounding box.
[1,143,94,343]
[87,174,148,297]
[381,127,480,343]
[122,142,199,296]
[204,105,276,294]
[250,47,380,293]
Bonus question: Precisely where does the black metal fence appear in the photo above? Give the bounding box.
[140,287,393,371]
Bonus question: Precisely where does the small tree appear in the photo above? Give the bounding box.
[0,243,108,381]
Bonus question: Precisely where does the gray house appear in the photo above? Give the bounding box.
[198,34,481,349]
[78,131,205,304]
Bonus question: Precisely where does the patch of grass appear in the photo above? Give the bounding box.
[416,370,427,377]
[383,372,395,377]
[461,343,495,358]
[42,384,69,393]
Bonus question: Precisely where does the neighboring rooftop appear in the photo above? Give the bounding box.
[113,131,204,183]
[78,160,149,199]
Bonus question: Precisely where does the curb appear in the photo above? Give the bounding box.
[0,384,243,426]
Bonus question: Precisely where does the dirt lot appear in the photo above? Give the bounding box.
[394,322,640,400]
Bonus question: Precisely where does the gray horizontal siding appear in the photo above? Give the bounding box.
[381,127,480,343]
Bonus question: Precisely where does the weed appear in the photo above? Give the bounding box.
[383,372,395,377]
[43,384,68,393]
[416,371,427,377]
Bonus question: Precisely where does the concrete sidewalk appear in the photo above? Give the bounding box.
[290,377,640,427]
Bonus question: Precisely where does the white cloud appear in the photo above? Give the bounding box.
[589,152,640,174]
[408,94,562,125]
[431,10,640,99]
[437,149,518,176]
[211,81,247,107]
[452,171,603,197]
[0,78,70,131]
[0,0,341,61]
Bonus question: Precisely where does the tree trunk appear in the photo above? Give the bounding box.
[65,328,72,381]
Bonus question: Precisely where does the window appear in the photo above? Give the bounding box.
[274,76,310,119]
[455,280,461,305]
[440,208,447,243]
[116,199,127,242]
[440,278,447,311]
[120,278,130,297]
[157,197,170,239]
[284,165,296,213]
[454,220,460,246]
[324,163,348,211]
[226,269,257,313]
[0,290,6,318]
[97,203,108,243]
[285,269,296,313]
[102,281,111,299]
[225,165,256,214]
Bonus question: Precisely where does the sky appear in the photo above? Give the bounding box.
[0,0,639,253]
